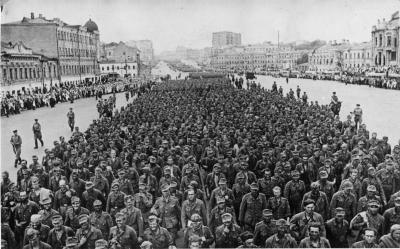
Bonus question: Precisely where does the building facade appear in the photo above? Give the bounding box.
[101,42,140,63]
[342,42,372,69]
[99,61,138,78]
[212,31,241,48]
[1,41,58,86]
[126,40,154,63]
[1,13,100,84]
[308,40,351,71]
[371,11,399,67]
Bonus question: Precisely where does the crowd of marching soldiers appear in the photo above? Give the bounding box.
[1,77,400,249]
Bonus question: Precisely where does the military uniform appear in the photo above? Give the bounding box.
[47,226,75,249]
[89,211,113,239]
[14,201,40,243]
[266,196,291,220]
[330,190,357,221]
[301,191,329,220]
[183,225,214,248]
[75,226,103,249]
[209,187,235,209]
[181,198,207,228]
[253,220,277,247]
[214,223,242,248]
[64,207,90,231]
[383,207,400,234]
[108,225,139,249]
[208,205,236,234]
[265,234,298,248]
[151,196,181,240]
[91,175,109,196]
[10,133,22,166]
[120,206,144,237]
[239,192,267,230]
[325,217,349,248]
[38,208,60,228]
[351,241,379,248]
[299,236,331,248]
[32,121,44,148]
[232,183,251,216]
[284,180,306,214]
[106,191,126,219]
[22,224,50,245]
[289,211,326,241]
[143,226,174,249]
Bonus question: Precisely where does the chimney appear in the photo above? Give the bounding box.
[39,14,43,19]
[31,12,34,19]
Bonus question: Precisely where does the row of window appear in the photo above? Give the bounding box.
[57,30,95,45]
[101,65,135,71]
[2,65,56,81]
[374,34,398,47]
[59,47,96,58]
[61,64,96,75]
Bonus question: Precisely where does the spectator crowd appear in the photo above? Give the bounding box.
[1,77,400,249]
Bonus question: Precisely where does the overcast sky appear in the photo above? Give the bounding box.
[1,0,399,53]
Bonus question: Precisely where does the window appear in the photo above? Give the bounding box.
[102,67,104,71]
[375,37,378,46]
[395,38,398,47]
[379,34,382,46]
[387,36,391,46]
[109,52,111,56]
[107,66,109,70]
[117,66,119,70]
[3,69,6,79]
[25,68,28,78]
[127,65,130,69]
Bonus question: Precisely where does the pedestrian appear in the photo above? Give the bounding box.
[10,129,22,167]
[67,107,75,132]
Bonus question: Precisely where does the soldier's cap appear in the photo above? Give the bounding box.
[291,169,300,176]
[31,176,39,184]
[26,228,39,237]
[118,169,126,175]
[148,214,159,221]
[368,166,375,172]
[94,239,108,249]
[352,155,361,160]
[367,185,377,192]
[123,160,129,165]
[311,181,320,189]
[32,155,38,159]
[262,209,273,216]
[161,184,170,192]
[356,104,360,106]
[213,164,221,169]
[85,181,94,189]
[19,191,28,198]
[31,214,41,223]
[391,224,400,233]
[120,191,133,201]
[394,196,400,203]
[92,149,98,153]
[93,200,102,206]
[34,118,38,121]
[325,158,332,163]
[139,182,146,189]
[115,212,125,219]
[367,199,380,208]
[335,207,346,214]
[342,181,354,190]
[149,156,156,161]
[240,231,254,242]
[221,213,232,222]
[52,214,63,221]
[383,136,388,140]
[40,197,52,205]
[216,197,226,204]
[142,165,151,171]
[303,198,316,207]
[250,182,259,190]
[276,219,288,227]
[189,180,198,186]
[190,213,202,222]
[78,214,89,224]
[111,180,120,188]
[169,181,178,189]
[319,170,328,178]
[218,178,227,185]
[71,196,80,203]
[237,172,245,179]
[13,129,17,133]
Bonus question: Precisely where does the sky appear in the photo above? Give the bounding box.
[1,0,399,54]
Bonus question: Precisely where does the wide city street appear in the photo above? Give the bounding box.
[1,92,130,180]
[255,75,400,146]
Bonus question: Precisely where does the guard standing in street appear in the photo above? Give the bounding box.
[33,118,44,149]
[67,108,75,132]
[10,129,22,167]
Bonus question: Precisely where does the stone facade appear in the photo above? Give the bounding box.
[99,61,138,78]
[343,42,372,69]
[308,40,350,71]
[212,31,241,48]
[371,11,400,67]
[126,40,154,63]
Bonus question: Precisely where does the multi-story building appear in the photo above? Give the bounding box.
[212,31,241,48]
[342,42,372,69]
[1,13,100,84]
[371,11,399,67]
[308,40,351,71]
[1,41,58,87]
[100,41,140,78]
[126,40,154,63]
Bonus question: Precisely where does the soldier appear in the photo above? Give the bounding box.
[65,196,90,232]
[67,107,75,132]
[315,169,335,202]
[325,207,349,248]
[351,228,379,248]
[208,197,236,235]
[358,185,382,213]
[214,213,242,248]
[143,214,175,249]
[239,182,267,231]
[94,239,108,249]
[14,191,40,247]
[378,224,400,248]
[301,182,329,220]
[89,200,113,240]
[91,167,110,197]
[284,170,306,215]
[266,186,291,220]
[38,195,60,228]
[133,182,153,222]
[182,213,214,248]
[121,195,144,240]
[253,209,277,247]
[289,199,326,242]
[383,196,400,234]
[82,181,106,212]
[22,214,50,246]
[265,219,298,248]
[117,169,134,196]
[53,179,74,217]
[209,178,235,209]
[350,200,385,241]
[23,228,52,249]
[232,172,251,217]
[106,180,126,221]
[181,188,207,229]
[69,168,86,198]
[109,212,139,249]
[151,184,181,242]
[10,129,22,167]
[75,214,103,249]
[330,181,357,222]
[298,223,331,248]
[47,214,75,249]
[33,118,44,149]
